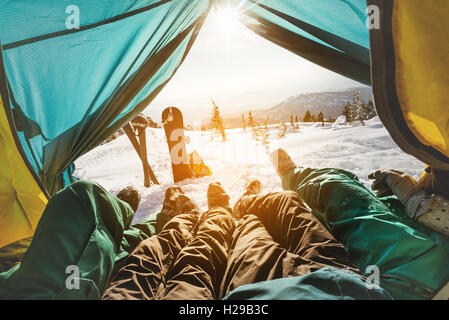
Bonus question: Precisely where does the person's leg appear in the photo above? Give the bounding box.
[234,191,357,271]
[104,184,237,300]
[112,215,158,276]
[276,156,449,299]
[160,182,236,300]
[162,207,235,300]
[0,180,134,300]
[102,212,201,300]
[221,187,357,298]
[103,186,202,300]
[220,213,299,298]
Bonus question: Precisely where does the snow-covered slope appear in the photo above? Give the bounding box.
[75,117,424,223]
[257,87,373,121]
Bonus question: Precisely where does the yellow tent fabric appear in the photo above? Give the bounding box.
[0,96,48,250]
[392,1,449,158]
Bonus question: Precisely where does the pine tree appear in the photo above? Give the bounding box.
[278,121,287,138]
[248,111,255,129]
[261,119,269,144]
[370,101,377,118]
[365,100,377,120]
[342,102,354,123]
[342,91,366,124]
[359,102,370,123]
[210,99,226,141]
[241,113,246,131]
[303,110,312,122]
[247,111,260,139]
[352,90,365,125]
[290,115,294,127]
[293,115,300,129]
[318,111,324,126]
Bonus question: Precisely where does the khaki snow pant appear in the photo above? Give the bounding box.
[102,191,357,300]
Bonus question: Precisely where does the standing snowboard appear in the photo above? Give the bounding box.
[162,107,194,183]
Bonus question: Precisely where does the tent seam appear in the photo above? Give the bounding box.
[2,0,174,51]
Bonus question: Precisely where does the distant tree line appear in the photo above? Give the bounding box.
[302,110,334,124]
[300,91,377,125]
[241,111,270,144]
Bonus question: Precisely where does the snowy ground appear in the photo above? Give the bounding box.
[75,117,424,223]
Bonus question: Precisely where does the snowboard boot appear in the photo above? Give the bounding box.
[270,148,296,177]
[157,186,201,232]
[207,182,231,212]
[161,186,200,218]
[116,185,141,212]
[232,180,262,220]
[243,179,262,196]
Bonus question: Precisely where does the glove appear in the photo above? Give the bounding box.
[370,170,449,239]
[368,169,419,205]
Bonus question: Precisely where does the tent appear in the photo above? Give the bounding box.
[0,0,448,287]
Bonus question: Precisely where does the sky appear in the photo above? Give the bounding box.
[146,5,365,123]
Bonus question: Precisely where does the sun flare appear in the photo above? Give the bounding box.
[212,6,242,35]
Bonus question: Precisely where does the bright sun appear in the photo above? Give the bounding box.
[213,6,241,35]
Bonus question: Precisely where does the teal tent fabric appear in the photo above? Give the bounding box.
[0,0,371,195]
[221,0,371,85]
[0,0,211,195]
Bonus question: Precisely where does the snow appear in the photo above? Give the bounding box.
[333,115,347,126]
[75,117,424,223]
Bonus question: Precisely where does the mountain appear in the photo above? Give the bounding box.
[200,87,373,129]
[255,87,373,121]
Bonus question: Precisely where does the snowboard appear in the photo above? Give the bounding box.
[162,107,194,183]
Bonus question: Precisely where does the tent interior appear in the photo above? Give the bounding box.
[0,0,448,299]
